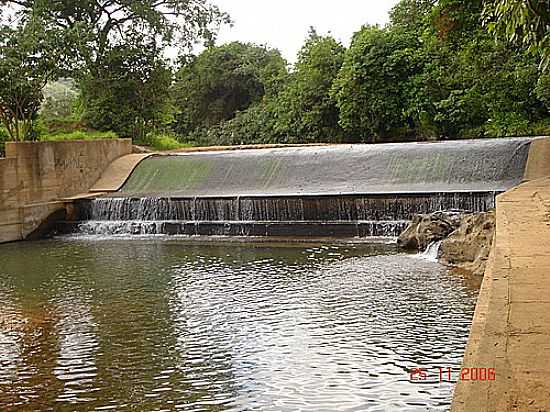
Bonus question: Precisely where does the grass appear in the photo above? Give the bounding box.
[39,130,119,141]
[0,126,193,155]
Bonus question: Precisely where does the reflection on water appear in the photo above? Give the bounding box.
[0,238,479,411]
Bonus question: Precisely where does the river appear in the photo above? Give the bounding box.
[0,237,479,411]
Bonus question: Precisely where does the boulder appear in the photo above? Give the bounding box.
[439,211,495,276]
[132,145,153,154]
[397,211,464,251]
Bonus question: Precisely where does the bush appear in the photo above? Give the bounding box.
[136,132,190,151]
[0,127,8,156]
[39,130,118,141]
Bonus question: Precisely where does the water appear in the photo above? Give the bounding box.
[120,139,531,197]
[0,238,480,411]
[421,241,444,263]
[78,193,497,222]
[69,192,497,237]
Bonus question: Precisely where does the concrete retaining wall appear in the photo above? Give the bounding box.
[0,139,132,243]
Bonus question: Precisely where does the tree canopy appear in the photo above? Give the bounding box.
[172,42,287,136]
[0,16,68,140]
[0,0,548,145]
[484,0,550,70]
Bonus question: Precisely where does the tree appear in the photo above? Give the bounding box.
[172,42,287,137]
[3,0,230,139]
[389,0,435,32]
[41,79,79,121]
[80,37,173,139]
[331,26,424,142]
[0,17,67,141]
[5,0,230,66]
[421,0,548,138]
[274,29,345,143]
[484,0,550,70]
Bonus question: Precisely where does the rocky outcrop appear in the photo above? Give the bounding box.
[132,145,153,154]
[398,210,496,276]
[440,211,495,276]
[397,211,464,251]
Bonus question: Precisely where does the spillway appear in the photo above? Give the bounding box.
[67,138,533,238]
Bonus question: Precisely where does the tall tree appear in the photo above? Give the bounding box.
[331,25,424,142]
[2,0,230,139]
[80,37,173,139]
[0,15,68,140]
[274,29,345,143]
[173,42,287,137]
[4,0,230,67]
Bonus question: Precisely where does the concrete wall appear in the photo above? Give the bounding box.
[0,139,132,243]
[524,136,550,181]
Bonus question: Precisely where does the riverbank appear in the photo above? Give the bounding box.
[452,176,550,411]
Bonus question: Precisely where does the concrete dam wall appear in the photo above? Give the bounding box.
[70,138,535,238]
[120,139,531,196]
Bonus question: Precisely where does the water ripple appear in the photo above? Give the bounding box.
[0,239,479,411]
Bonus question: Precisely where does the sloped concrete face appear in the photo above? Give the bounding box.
[0,139,132,243]
[119,139,533,198]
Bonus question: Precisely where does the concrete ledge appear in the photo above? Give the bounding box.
[57,220,409,238]
[90,154,153,192]
[452,176,550,411]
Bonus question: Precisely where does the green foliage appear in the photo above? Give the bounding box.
[173,42,288,137]
[0,126,8,156]
[484,0,550,70]
[331,26,424,142]
[41,79,80,122]
[39,130,118,141]
[536,73,550,109]
[8,0,230,63]
[137,132,189,151]
[80,40,174,139]
[274,29,345,143]
[0,18,67,141]
[4,0,230,142]
[185,102,283,146]
[326,0,548,141]
[3,0,548,147]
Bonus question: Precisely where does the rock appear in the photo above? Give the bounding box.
[439,211,495,276]
[397,211,464,251]
[132,145,153,154]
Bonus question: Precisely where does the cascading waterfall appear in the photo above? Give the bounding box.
[64,139,534,238]
[68,192,498,237]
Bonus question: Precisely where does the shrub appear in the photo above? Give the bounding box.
[137,132,190,151]
[0,126,8,156]
[39,130,118,141]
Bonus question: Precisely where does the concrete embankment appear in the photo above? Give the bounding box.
[0,139,132,243]
[452,177,550,411]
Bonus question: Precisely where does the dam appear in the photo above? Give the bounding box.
[66,138,532,237]
[1,137,550,411]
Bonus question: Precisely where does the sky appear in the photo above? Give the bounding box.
[212,0,401,64]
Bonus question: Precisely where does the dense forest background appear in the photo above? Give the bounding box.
[0,0,549,151]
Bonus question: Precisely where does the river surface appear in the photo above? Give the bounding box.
[0,238,479,411]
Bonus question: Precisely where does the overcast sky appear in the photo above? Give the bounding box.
[212,0,401,63]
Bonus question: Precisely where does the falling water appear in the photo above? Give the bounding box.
[420,241,444,262]
[66,192,498,237]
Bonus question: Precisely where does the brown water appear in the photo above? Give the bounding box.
[0,238,479,411]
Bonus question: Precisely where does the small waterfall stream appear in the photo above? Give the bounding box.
[420,241,443,262]
[66,192,498,238]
